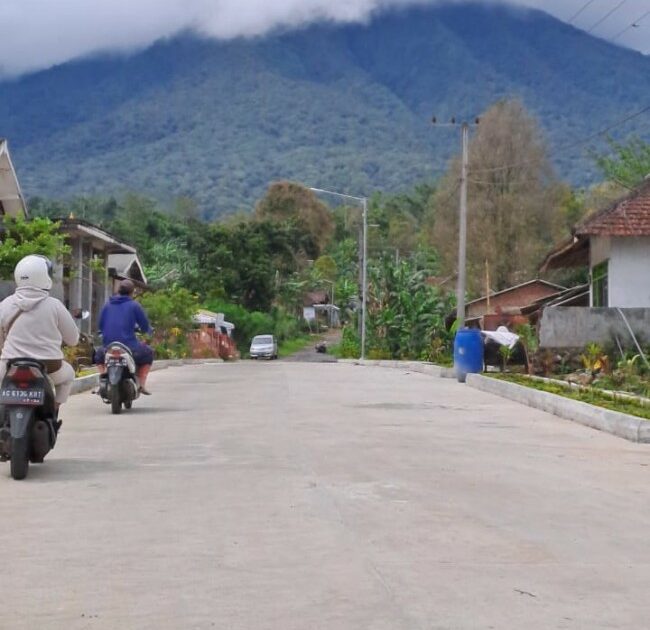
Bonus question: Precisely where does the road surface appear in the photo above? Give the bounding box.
[3,361,649,629]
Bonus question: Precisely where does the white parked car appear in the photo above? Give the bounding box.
[249,334,278,360]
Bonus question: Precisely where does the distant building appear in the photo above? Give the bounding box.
[464,279,565,330]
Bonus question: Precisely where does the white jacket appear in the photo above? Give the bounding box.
[0,288,79,360]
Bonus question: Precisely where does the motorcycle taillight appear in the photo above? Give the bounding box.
[109,349,124,359]
[8,366,40,389]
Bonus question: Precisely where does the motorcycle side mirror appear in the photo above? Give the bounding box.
[73,309,90,320]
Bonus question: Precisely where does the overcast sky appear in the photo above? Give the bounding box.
[1,0,648,77]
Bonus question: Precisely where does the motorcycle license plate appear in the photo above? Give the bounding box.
[0,387,45,406]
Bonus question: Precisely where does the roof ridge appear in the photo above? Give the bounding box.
[576,179,650,236]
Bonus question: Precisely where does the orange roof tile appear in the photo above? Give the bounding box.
[577,179,650,237]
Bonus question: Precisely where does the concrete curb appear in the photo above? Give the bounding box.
[466,374,650,444]
[70,358,225,396]
[339,358,456,378]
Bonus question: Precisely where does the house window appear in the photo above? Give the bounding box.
[592,260,609,307]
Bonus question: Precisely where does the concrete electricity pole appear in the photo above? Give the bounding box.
[456,122,469,329]
[431,117,478,330]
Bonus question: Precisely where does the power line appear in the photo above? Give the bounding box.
[587,0,629,33]
[469,103,650,175]
[611,9,650,42]
[568,0,597,24]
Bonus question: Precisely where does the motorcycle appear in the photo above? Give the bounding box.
[0,359,61,480]
[97,342,140,415]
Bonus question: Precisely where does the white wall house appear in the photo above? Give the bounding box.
[589,235,650,307]
[542,179,650,308]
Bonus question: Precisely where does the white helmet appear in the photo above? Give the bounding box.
[14,255,53,291]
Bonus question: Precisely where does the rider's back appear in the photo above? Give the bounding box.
[0,288,79,360]
[99,295,149,349]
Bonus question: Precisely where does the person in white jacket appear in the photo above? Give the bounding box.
[0,255,79,407]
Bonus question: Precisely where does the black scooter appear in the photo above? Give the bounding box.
[97,342,140,414]
[0,359,60,480]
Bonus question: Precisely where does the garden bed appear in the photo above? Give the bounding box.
[490,373,650,421]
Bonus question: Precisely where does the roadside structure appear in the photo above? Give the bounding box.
[190,310,237,359]
[107,252,148,293]
[0,139,147,336]
[539,178,650,347]
[0,140,30,298]
[541,178,650,307]
[464,279,565,330]
[0,139,28,219]
[51,218,147,335]
[303,290,340,328]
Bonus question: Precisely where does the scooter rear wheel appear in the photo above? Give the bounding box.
[10,436,29,480]
[110,386,122,415]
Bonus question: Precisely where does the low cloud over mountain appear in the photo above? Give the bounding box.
[0,0,647,76]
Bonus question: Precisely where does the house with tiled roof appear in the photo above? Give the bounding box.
[541,178,650,308]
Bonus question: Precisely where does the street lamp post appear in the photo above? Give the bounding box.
[309,187,367,360]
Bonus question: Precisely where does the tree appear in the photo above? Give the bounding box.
[313,255,338,282]
[365,255,455,360]
[0,217,69,279]
[428,100,561,294]
[255,182,334,259]
[596,138,650,189]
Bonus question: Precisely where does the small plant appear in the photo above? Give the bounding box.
[580,342,610,375]
[337,326,361,359]
[515,323,539,375]
[499,344,513,372]
[422,337,453,365]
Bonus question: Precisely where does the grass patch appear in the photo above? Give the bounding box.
[278,335,313,358]
[491,373,650,421]
[76,367,98,377]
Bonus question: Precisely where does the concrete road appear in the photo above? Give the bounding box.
[282,331,340,363]
[3,362,649,629]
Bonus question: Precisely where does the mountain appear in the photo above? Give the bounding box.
[1,2,650,217]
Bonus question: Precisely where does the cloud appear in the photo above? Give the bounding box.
[0,0,646,77]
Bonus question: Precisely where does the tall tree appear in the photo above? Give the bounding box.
[596,137,650,189]
[428,100,561,294]
[255,182,334,259]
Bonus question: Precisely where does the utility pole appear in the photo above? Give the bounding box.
[456,122,469,330]
[431,116,479,330]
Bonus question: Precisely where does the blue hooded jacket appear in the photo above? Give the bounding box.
[98,295,152,349]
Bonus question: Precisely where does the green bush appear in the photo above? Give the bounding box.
[336,326,361,359]
[139,287,199,359]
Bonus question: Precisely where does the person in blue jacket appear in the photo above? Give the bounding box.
[96,279,154,394]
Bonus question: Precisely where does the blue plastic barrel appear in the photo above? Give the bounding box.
[453,328,484,383]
